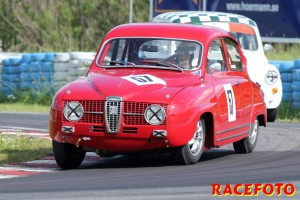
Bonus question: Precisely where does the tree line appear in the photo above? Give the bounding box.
[0,0,149,52]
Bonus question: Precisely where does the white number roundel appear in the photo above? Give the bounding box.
[122,74,166,86]
[223,83,236,122]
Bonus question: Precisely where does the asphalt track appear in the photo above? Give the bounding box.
[0,112,299,199]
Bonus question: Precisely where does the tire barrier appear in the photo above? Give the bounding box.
[20,63,30,73]
[278,61,294,73]
[281,72,293,82]
[21,53,31,63]
[291,81,300,92]
[294,59,300,69]
[0,53,22,95]
[53,54,70,87]
[31,53,46,62]
[292,92,300,102]
[54,53,70,63]
[41,62,54,72]
[45,53,55,62]
[272,59,300,109]
[291,101,300,109]
[30,62,41,72]
[8,58,22,66]
[292,69,300,81]
[68,52,94,83]
[70,52,95,60]
[0,52,94,96]
[282,92,292,102]
[54,62,69,72]
[282,82,293,93]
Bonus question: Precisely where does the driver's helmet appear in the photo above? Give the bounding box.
[175,42,196,69]
[175,42,196,56]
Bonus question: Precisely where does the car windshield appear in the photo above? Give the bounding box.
[97,38,202,70]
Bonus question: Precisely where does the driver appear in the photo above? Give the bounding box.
[175,42,196,69]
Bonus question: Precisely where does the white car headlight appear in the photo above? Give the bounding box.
[144,105,166,125]
[265,70,279,85]
[64,102,84,121]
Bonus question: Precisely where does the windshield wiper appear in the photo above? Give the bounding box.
[142,60,183,72]
[101,60,136,67]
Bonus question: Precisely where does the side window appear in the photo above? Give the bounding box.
[207,39,227,73]
[224,38,243,71]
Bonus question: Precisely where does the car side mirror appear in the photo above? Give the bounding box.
[209,62,222,72]
[263,44,273,52]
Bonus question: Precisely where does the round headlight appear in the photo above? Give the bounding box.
[144,105,166,125]
[64,102,84,121]
[265,70,278,85]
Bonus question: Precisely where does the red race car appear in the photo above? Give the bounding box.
[49,23,266,169]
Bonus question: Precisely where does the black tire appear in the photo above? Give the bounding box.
[172,118,206,165]
[267,107,278,122]
[233,119,259,154]
[53,140,86,169]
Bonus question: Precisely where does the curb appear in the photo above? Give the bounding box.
[0,129,102,179]
[0,152,100,179]
[0,128,50,139]
[0,128,53,179]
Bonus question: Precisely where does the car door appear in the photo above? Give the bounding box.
[223,37,252,126]
[206,38,249,146]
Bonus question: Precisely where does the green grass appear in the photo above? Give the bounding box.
[0,135,52,165]
[265,43,300,60]
[0,103,50,113]
[277,102,300,122]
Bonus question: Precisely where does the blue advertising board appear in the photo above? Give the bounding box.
[151,0,201,17]
[206,0,300,43]
[151,0,300,43]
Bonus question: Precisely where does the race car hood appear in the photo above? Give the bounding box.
[64,68,202,104]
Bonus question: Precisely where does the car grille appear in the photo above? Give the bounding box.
[63,100,104,124]
[105,97,122,133]
[123,102,167,125]
[63,99,167,133]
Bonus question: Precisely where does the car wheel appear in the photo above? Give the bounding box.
[233,119,259,154]
[53,140,86,169]
[267,107,278,122]
[172,118,206,165]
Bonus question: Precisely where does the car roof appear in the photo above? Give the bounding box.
[152,11,257,28]
[104,22,232,44]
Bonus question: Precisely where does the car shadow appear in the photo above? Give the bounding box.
[79,148,235,169]
[200,148,235,162]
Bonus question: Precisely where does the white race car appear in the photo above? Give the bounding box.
[153,11,282,122]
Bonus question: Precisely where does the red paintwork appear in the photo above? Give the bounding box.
[49,23,266,152]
